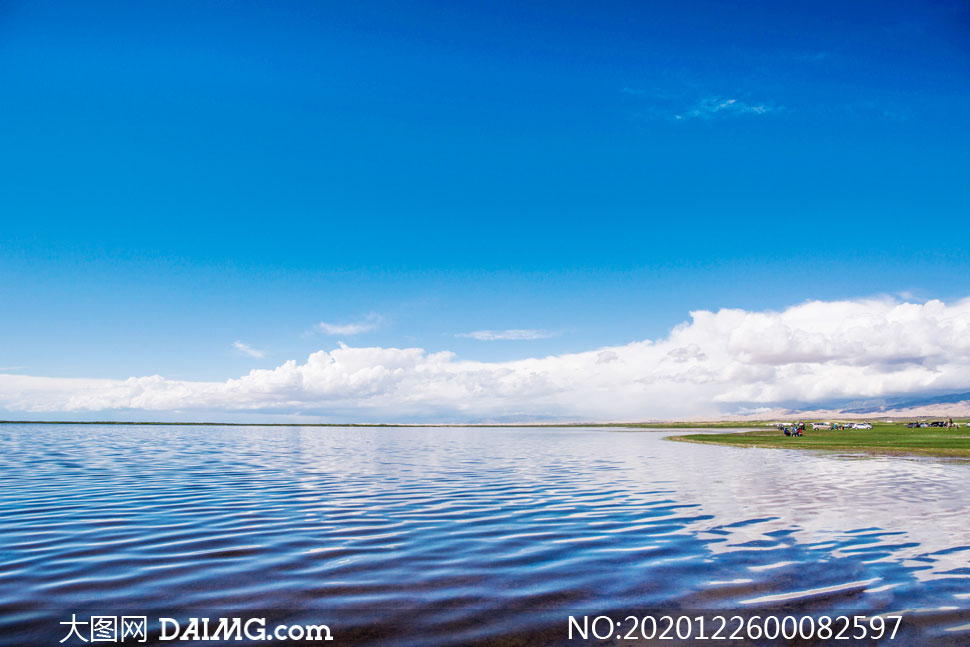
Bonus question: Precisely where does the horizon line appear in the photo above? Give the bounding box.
[1,416,960,428]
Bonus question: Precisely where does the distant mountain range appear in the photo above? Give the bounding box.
[722,391,970,421]
[828,391,970,414]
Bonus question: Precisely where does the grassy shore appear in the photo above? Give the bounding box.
[672,422,970,458]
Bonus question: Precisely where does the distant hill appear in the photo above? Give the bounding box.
[834,392,970,414]
[713,391,970,422]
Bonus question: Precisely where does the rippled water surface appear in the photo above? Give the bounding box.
[1,424,969,645]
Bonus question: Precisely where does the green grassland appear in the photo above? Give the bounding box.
[671,422,970,458]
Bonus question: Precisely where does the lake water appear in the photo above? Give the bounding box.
[1,424,968,645]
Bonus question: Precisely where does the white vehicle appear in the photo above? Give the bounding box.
[851,422,873,430]
[811,422,832,430]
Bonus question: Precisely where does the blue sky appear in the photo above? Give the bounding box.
[2,1,970,420]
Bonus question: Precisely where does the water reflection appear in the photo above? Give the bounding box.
[0,424,968,644]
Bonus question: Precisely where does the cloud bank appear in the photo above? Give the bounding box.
[3,297,970,421]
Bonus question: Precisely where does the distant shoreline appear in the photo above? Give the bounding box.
[6,419,969,458]
[0,420,758,428]
[2,419,965,428]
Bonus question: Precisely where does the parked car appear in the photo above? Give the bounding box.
[905,422,920,428]
[811,422,832,430]
[851,422,873,430]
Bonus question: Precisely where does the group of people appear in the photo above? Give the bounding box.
[778,419,963,436]
[908,418,961,429]
[782,421,805,437]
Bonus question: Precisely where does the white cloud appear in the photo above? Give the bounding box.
[233,341,266,359]
[675,97,772,120]
[316,313,382,336]
[456,329,554,341]
[4,297,970,421]
[622,87,775,121]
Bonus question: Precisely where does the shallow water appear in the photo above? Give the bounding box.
[0,424,968,645]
